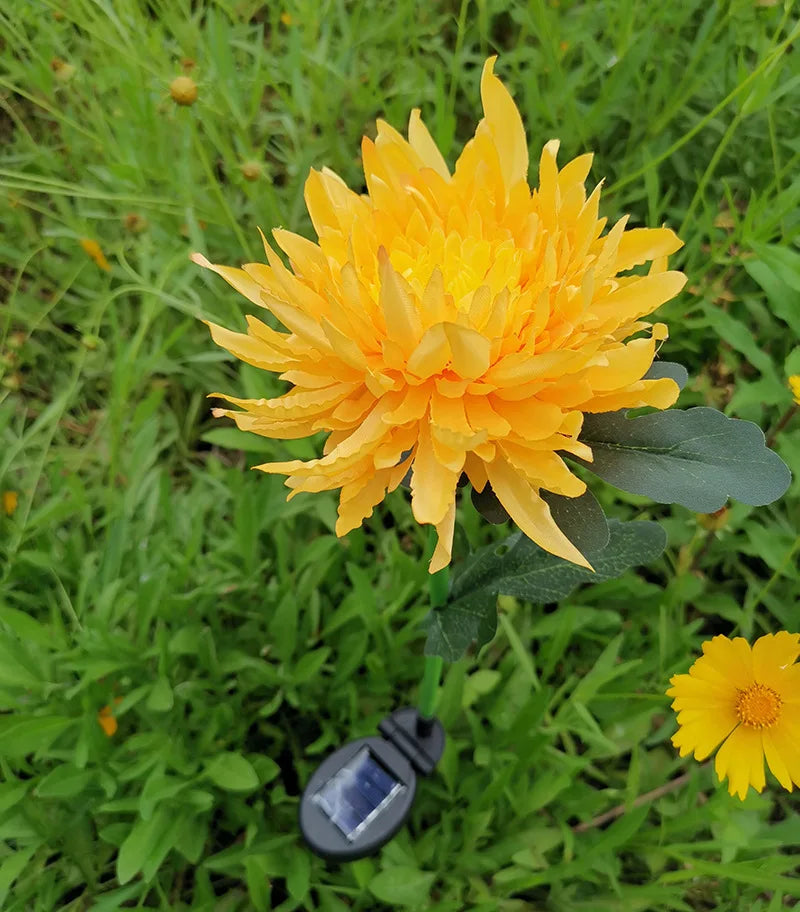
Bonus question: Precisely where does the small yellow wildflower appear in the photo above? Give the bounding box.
[195,57,685,572]
[789,375,800,406]
[170,75,198,106]
[97,704,118,737]
[280,11,293,26]
[667,632,800,800]
[79,238,111,272]
[2,491,18,516]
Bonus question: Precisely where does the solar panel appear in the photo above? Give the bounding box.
[312,747,404,841]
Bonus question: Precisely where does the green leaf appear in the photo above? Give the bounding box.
[116,807,173,884]
[201,427,277,453]
[0,605,64,650]
[141,810,186,881]
[749,242,800,292]
[643,360,690,389]
[245,854,272,912]
[146,677,174,712]
[368,866,436,908]
[286,848,311,901]
[0,845,37,907]
[744,255,800,335]
[575,407,791,512]
[471,484,509,523]
[84,884,144,912]
[204,752,260,792]
[0,633,46,690]
[293,647,331,683]
[0,781,29,815]
[0,716,75,758]
[36,764,92,798]
[698,304,776,376]
[540,487,609,554]
[424,519,666,661]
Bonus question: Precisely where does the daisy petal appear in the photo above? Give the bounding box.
[752,631,800,691]
[714,725,764,800]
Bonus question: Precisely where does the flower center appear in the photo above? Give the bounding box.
[735,683,782,729]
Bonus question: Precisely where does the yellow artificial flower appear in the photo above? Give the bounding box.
[667,632,800,800]
[195,57,686,572]
[789,374,800,406]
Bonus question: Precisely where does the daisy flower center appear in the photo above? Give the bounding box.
[735,682,782,729]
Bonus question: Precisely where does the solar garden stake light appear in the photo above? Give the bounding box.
[299,532,447,861]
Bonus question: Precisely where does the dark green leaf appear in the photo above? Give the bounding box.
[643,360,690,389]
[471,484,510,524]
[575,407,791,512]
[424,520,666,661]
[540,488,609,554]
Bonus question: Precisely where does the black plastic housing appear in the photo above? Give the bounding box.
[299,709,445,862]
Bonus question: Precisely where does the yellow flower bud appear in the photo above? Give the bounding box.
[170,76,198,106]
[2,491,18,516]
[698,506,729,531]
[240,161,262,182]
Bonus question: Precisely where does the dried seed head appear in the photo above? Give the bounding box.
[51,58,76,82]
[124,213,148,234]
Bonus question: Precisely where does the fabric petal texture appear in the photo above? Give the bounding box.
[195,57,686,571]
[667,632,800,800]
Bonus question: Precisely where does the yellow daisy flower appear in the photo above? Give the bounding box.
[789,374,800,406]
[195,57,686,572]
[667,632,800,800]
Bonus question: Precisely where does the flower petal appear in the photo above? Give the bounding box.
[714,725,765,800]
[408,109,450,181]
[479,56,528,194]
[430,499,456,573]
[485,457,592,570]
[670,703,739,761]
[752,631,800,691]
[410,422,462,526]
[762,721,800,792]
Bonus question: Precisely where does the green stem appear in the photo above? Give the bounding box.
[417,527,450,718]
[418,655,443,719]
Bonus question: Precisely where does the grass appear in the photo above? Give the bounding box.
[1,0,800,908]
